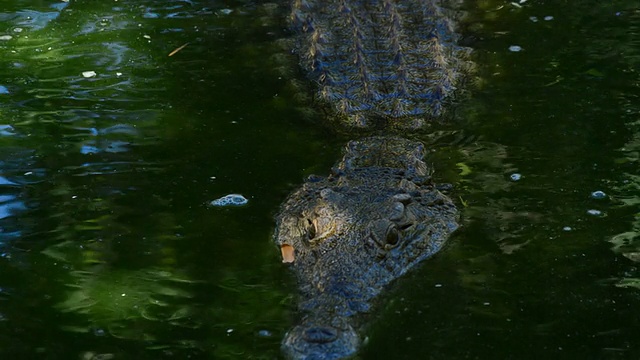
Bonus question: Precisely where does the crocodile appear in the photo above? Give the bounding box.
[275,0,469,358]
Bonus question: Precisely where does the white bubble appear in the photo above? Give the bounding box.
[587,209,602,216]
[509,45,523,52]
[210,194,248,207]
[590,191,606,199]
[82,71,97,78]
[510,173,522,181]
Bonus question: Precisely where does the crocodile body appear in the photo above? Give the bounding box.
[290,0,470,129]
[276,0,469,358]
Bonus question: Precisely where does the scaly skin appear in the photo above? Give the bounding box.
[290,0,471,129]
[275,137,459,359]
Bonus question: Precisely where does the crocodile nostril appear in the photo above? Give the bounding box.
[303,326,338,343]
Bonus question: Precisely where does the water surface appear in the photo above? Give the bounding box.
[1,0,640,359]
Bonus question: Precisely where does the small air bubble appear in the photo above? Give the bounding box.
[587,209,602,216]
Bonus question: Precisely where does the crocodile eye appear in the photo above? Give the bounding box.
[385,226,399,246]
[306,218,316,240]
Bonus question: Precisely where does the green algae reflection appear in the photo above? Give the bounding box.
[43,239,199,342]
[55,268,197,338]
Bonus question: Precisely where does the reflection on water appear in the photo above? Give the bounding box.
[0,0,291,358]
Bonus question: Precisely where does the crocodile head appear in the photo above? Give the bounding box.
[275,137,459,359]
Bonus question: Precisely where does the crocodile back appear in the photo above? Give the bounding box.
[290,0,471,129]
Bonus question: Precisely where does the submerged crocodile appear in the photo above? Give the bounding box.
[275,0,470,358]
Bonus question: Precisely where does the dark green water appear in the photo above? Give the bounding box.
[1,0,640,359]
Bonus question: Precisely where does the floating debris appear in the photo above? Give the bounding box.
[510,173,522,181]
[168,42,189,57]
[0,85,9,94]
[544,16,554,21]
[590,190,607,199]
[0,35,13,41]
[563,226,572,231]
[82,71,97,78]
[210,194,248,207]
